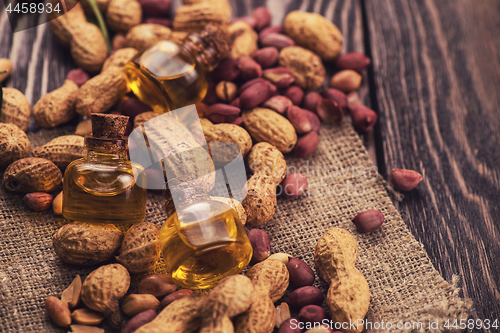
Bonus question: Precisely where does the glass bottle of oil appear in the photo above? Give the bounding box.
[63,113,147,225]
[159,181,252,290]
[124,23,231,113]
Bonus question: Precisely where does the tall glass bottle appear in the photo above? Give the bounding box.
[63,113,147,225]
[125,23,231,114]
[159,181,252,290]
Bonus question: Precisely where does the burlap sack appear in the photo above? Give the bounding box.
[0,122,470,332]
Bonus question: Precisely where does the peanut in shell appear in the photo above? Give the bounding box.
[125,24,171,53]
[106,0,142,32]
[0,123,31,167]
[33,135,85,168]
[242,108,297,154]
[101,47,139,72]
[173,0,231,32]
[245,259,289,303]
[283,10,343,62]
[2,157,62,193]
[279,46,326,90]
[243,142,287,227]
[70,23,108,73]
[233,289,276,333]
[33,80,79,128]
[0,88,32,132]
[76,68,127,116]
[314,228,370,333]
[81,263,130,328]
[228,21,258,59]
[210,196,247,226]
[135,295,204,333]
[48,3,87,48]
[52,223,124,265]
[201,118,252,166]
[116,222,160,274]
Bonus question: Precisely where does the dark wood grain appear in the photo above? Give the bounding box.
[364,0,500,328]
[0,2,75,118]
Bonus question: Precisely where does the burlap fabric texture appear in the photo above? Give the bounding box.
[0,122,471,332]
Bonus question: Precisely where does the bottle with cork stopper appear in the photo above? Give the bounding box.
[124,23,231,113]
[62,113,147,225]
[159,179,252,290]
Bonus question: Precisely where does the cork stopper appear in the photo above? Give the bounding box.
[199,23,231,61]
[91,113,129,139]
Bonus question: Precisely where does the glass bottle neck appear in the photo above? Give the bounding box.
[86,150,128,160]
[181,33,220,72]
[85,137,128,161]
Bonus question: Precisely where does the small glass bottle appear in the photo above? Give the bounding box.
[125,23,231,114]
[159,181,252,290]
[63,113,147,225]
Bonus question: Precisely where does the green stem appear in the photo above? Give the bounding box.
[86,0,112,52]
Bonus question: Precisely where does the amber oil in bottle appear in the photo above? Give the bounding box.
[159,183,252,290]
[125,24,231,113]
[63,114,147,225]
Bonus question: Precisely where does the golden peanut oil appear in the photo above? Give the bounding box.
[159,200,252,290]
[124,24,231,113]
[63,153,147,226]
[125,40,208,114]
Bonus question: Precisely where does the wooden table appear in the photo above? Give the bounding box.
[1,0,498,331]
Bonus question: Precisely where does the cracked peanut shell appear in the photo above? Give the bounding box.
[0,123,31,167]
[2,157,62,193]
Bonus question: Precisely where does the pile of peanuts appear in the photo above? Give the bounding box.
[199,7,375,160]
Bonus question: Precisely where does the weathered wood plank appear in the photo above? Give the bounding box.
[364,0,500,327]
